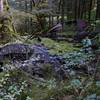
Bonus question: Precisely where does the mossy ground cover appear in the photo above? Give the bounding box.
[0,37,79,99]
[0,38,100,100]
[26,37,79,55]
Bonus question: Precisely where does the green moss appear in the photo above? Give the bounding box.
[61,31,75,37]
[41,38,79,54]
[0,14,16,44]
[31,85,49,100]
[43,64,54,79]
[0,0,16,44]
[26,38,79,55]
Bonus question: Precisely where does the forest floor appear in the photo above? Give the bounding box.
[0,37,100,100]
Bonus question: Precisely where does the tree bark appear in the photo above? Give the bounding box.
[0,0,3,13]
[61,0,65,31]
[96,0,100,19]
[0,0,16,44]
[88,0,93,21]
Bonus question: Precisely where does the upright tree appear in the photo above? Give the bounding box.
[96,0,100,19]
[0,0,15,44]
[0,0,3,12]
[88,0,93,21]
[61,0,65,30]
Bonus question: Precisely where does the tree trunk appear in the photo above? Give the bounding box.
[0,0,16,44]
[80,0,85,19]
[74,0,77,19]
[61,0,65,31]
[96,0,100,19]
[78,0,81,18]
[88,0,93,21]
[0,0,3,13]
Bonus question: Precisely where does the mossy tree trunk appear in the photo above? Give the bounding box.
[0,0,15,44]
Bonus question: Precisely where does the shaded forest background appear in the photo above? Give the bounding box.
[8,0,100,34]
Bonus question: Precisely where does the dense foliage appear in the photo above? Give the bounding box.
[0,0,100,100]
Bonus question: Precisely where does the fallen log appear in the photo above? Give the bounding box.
[0,43,33,63]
